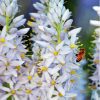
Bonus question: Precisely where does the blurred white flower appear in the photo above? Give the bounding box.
[0,80,23,100]
[90,5,100,92]
[93,6,100,16]
[0,26,17,52]
[30,0,82,99]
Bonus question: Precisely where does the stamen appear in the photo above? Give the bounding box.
[53,51,59,56]
[0,38,6,43]
[51,80,56,85]
[15,66,21,71]
[58,92,63,97]
[70,44,77,49]
[70,70,76,75]
[25,89,32,94]
[70,79,75,83]
[27,75,32,81]
[10,90,16,95]
[41,66,48,72]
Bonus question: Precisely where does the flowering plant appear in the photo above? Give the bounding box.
[90,6,100,100]
[0,0,84,100]
[29,0,83,99]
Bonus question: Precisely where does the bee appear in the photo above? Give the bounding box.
[76,48,85,62]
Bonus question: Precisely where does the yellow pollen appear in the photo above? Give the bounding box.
[60,63,65,66]
[41,66,48,72]
[70,79,75,83]
[37,81,42,86]
[27,75,32,81]
[14,45,17,49]
[37,96,41,100]
[5,62,10,67]
[27,21,33,27]
[10,90,16,95]
[51,80,56,85]
[53,51,59,56]
[30,17,35,21]
[15,66,21,71]
[94,60,100,64]
[58,92,63,97]
[70,70,76,75]
[70,44,77,49]
[37,68,42,75]
[0,38,6,43]
[25,89,32,94]
[34,73,38,77]
[20,53,25,59]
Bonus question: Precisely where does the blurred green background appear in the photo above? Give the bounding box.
[17,0,99,99]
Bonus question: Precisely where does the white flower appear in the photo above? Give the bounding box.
[37,63,62,83]
[0,80,23,100]
[0,52,24,77]
[64,19,73,30]
[31,0,82,99]
[16,28,30,35]
[90,5,100,91]
[21,83,39,100]
[39,41,71,65]
[68,28,82,37]
[93,6,100,16]
[10,15,26,28]
[18,67,35,84]
[47,73,66,99]
[90,20,100,27]
[0,26,17,52]
[64,28,82,50]
[10,37,27,56]
[6,0,18,17]
[0,0,19,27]
[62,9,72,21]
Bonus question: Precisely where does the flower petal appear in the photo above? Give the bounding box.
[90,20,100,27]
[35,41,50,47]
[14,95,20,100]
[55,84,65,96]
[68,28,81,37]
[0,86,10,92]
[56,41,64,51]
[57,55,65,64]
[1,94,11,100]
[10,61,24,66]
[42,53,53,59]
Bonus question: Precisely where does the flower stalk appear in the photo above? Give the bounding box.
[90,5,100,99]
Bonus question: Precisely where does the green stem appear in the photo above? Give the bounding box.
[57,32,61,44]
[56,24,62,44]
[6,16,10,32]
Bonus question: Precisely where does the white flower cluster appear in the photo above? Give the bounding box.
[0,0,83,100]
[90,6,100,100]
[0,0,30,100]
[29,0,82,100]
[90,6,100,90]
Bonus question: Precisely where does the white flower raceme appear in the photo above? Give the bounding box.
[90,5,100,100]
[30,0,82,100]
[90,5,100,89]
[0,0,30,100]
